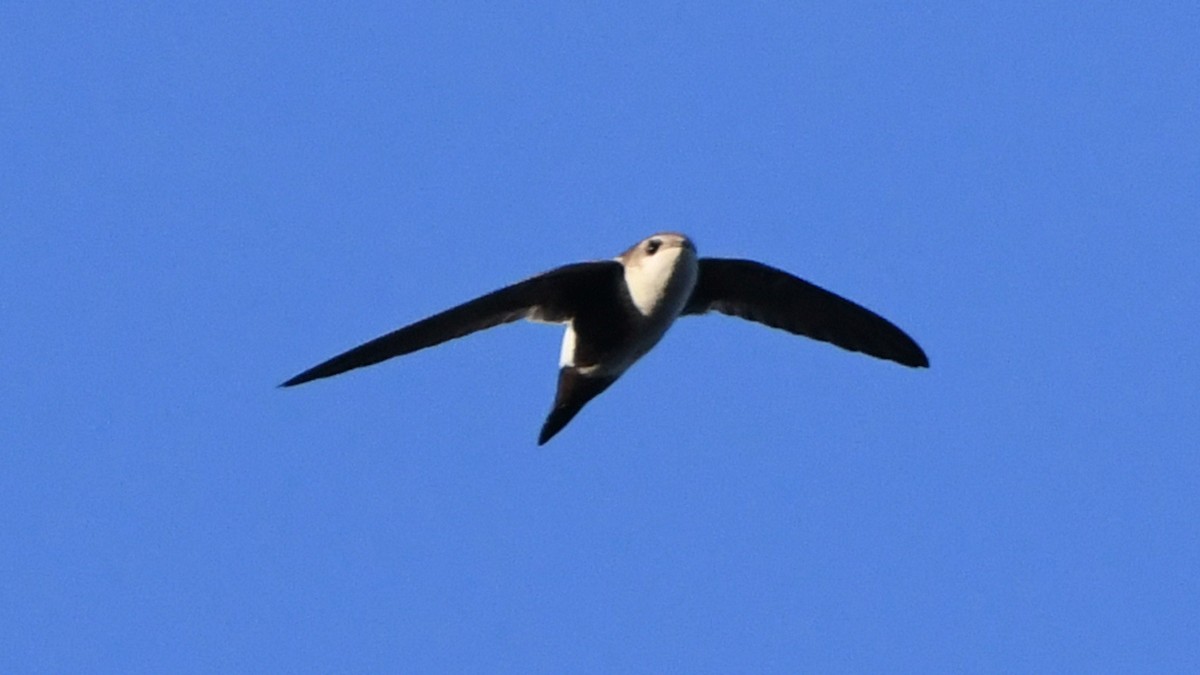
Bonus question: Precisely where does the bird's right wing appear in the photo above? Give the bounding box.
[282,261,623,386]
[682,258,929,368]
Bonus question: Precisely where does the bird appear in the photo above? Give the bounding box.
[282,233,928,444]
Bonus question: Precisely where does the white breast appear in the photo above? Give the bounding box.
[558,325,578,367]
[624,246,699,319]
[559,239,699,374]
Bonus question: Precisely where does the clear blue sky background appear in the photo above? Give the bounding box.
[3,2,1197,672]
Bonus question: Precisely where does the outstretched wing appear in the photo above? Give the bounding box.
[683,258,929,368]
[282,261,624,386]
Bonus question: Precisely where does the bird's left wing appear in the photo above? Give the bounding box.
[682,258,929,368]
[282,261,623,386]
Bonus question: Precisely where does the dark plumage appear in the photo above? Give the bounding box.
[283,234,927,444]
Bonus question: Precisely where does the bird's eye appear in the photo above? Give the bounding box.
[646,239,661,255]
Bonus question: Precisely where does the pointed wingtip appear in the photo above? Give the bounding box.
[889,335,929,369]
[912,344,931,368]
[280,366,327,388]
[279,374,307,388]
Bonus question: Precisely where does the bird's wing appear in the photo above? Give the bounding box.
[282,261,624,386]
[682,258,929,368]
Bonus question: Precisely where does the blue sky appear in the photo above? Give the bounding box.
[3,2,1197,672]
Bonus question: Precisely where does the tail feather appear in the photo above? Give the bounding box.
[538,368,617,445]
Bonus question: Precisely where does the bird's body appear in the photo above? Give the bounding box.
[283,233,928,444]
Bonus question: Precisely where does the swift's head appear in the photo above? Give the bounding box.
[618,233,699,316]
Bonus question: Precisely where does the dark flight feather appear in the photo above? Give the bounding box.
[282,261,623,387]
[683,258,929,368]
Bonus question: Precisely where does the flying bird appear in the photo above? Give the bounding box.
[282,233,928,444]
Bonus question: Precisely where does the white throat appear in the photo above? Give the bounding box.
[623,247,698,318]
[560,234,699,372]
